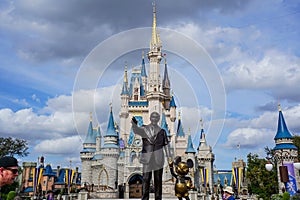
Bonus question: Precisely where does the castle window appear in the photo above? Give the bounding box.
[130,151,137,163]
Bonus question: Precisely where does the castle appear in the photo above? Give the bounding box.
[79,4,215,199]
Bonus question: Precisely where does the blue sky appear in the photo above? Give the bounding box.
[0,0,300,170]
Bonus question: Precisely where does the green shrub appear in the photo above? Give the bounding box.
[282,192,290,200]
[6,191,16,200]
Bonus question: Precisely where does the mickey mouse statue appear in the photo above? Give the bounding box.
[169,156,194,200]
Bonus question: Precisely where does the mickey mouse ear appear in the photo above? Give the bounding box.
[174,156,181,165]
[186,159,194,168]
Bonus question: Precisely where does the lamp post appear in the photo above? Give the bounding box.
[265,150,300,193]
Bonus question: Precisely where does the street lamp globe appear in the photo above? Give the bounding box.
[265,163,273,171]
[294,162,300,170]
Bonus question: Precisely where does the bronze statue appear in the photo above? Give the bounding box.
[131,111,172,200]
[169,156,194,200]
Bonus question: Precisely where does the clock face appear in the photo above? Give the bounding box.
[134,139,142,147]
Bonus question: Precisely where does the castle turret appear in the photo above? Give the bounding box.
[273,104,298,194]
[146,2,163,114]
[101,106,120,189]
[162,54,171,110]
[119,65,130,145]
[103,107,119,148]
[96,125,102,152]
[170,95,176,122]
[80,112,96,186]
[175,112,188,156]
[161,112,171,140]
[196,120,215,194]
[141,51,147,93]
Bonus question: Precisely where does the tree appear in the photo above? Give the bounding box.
[0,137,29,157]
[293,135,300,161]
[246,152,278,200]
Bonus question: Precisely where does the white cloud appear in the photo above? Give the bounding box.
[34,135,82,154]
[224,127,274,149]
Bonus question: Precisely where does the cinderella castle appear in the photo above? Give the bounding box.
[80,4,215,199]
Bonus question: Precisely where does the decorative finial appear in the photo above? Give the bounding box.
[278,102,281,111]
[178,111,181,119]
[142,51,144,59]
[89,112,92,121]
[164,53,167,65]
[109,102,112,111]
[188,128,191,136]
[152,1,156,13]
[200,118,204,129]
[124,62,128,83]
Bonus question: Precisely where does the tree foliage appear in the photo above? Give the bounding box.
[0,137,29,157]
[293,135,300,161]
[246,152,278,200]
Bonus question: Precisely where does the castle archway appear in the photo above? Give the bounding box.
[128,174,143,198]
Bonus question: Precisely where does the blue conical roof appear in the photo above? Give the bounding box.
[170,96,176,107]
[121,67,129,95]
[84,120,96,144]
[141,55,147,77]
[121,81,129,95]
[274,110,293,140]
[161,113,170,137]
[185,134,196,153]
[105,109,118,137]
[177,118,185,137]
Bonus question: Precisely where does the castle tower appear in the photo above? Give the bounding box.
[95,125,102,152]
[175,112,188,156]
[146,2,164,114]
[96,107,120,189]
[231,159,246,195]
[80,113,96,185]
[141,51,147,92]
[196,121,215,193]
[162,54,171,110]
[119,65,130,146]
[185,131,197,187]
[273,104,299,194]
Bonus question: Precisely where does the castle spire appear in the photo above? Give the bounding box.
[83,115,96,144]
[176,112,185,137]
[121,64,129,95]
[274,105,293,140]
[151,1,158,48]
[185,130,196,154]
[141,51,147,77]
[162,54,170,91]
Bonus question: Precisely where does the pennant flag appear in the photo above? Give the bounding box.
[232,167,242,193]
[32,167,44,193]
[65,169,75,193]
[284,163,298,195]
[200,168,209,187]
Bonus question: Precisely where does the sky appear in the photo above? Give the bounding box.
[0,0,300,170]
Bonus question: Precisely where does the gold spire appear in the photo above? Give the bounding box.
[89,112,92,121]
[164,53,167,65]
[142,50,144,59]
[151,1,160,48]
[124,62,128,83]
[178,111,181,120]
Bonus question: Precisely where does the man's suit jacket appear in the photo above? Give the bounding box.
[132,124,169,168]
